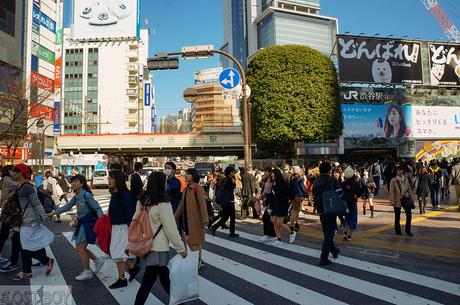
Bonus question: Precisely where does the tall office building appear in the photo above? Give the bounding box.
[61,0,152,135]
[222,0,337,69]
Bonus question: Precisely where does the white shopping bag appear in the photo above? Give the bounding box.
[168,249,199,305]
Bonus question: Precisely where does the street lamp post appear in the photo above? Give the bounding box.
[147,47,253,169]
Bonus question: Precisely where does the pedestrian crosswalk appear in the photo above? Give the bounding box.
[1,229,459,305]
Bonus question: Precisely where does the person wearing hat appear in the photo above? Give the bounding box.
[312,161,341,266]
[340,167,363,241]
[10,164,54,280]
[289,166,307,232]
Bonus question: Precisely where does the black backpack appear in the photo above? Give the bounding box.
[0,191,24,227]
[36,185,56,214]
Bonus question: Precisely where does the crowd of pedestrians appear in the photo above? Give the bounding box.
[0,157,459,302]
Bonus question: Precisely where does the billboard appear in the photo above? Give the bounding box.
[342,104,412,138]
[429,43,460,87]
[412,106,460,139]
[194,67,223,85]
[416,140,460,162]
[31,72,54,92]
[340,86,406,104]
[72,0,138,40]
[53,101,61,132]
[337,35,423,85]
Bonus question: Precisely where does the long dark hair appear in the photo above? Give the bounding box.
[2,165,13,178]
[273,168,286,186]
[186,168,200,183]
[71,174,92,194]
[109,171,128,194]
[384,105,407,138]
[141,171,167,206]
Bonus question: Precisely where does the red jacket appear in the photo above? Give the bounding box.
[93,215,112,254]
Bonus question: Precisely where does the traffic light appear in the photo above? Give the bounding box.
[147,57,179,70]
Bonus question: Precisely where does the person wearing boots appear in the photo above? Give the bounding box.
[416,167,431,214]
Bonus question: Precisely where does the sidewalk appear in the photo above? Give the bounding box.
[239,185,460,259]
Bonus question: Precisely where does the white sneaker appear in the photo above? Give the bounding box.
[289,231,297,244]
[271,239,282,246]
[258,235,271,243]
[75,269,93,281]
[93,257,105,274]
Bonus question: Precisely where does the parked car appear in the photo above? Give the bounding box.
[91,170,109,188]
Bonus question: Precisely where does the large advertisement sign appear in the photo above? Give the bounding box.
[337,35,423,85]
[429,43,460,87]
[53,101,61,132]
[31,71,54,92]
[32,6,56,33]
[340,86,406,104]
[412,106,460,139]
[342,104,413,138]
[144,83,151,106]
[30,103,54,121]
[55,0,63,89]
[416,140,460,162]
[72,0,138,40]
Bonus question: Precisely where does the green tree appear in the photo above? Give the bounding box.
[247,45,342,158]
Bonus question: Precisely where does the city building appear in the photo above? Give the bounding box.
[159,108,192,133]
[222,0,337,69]
[61,0,153,135]
[1,0,63,163]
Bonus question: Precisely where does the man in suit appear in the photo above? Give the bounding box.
[241,168,256,219]
[130,162,144,208]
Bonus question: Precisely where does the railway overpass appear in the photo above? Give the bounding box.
[56,133,246,157]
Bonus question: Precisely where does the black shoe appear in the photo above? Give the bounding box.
[319,259,332,266]
[128,265,141,282]
[221,225,229,230]
[229,233,239,238]
[109,278,127,289]
[210,227,216,236]
[332,248,341,259]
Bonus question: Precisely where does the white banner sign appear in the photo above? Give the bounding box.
[413,106,460,139]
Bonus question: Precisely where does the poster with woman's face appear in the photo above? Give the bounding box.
[342,104,412,138]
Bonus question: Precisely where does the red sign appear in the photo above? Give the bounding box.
[54,56,62,88]
[31,71,54,92]
[0,147,28,160]
[30,102,54,121]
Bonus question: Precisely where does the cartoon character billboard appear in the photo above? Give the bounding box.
[429,43,460,86]
[337,35,423,85]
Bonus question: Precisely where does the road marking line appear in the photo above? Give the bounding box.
[62,232,163,305]
[202,249,348,305]
[29,246,76,305]
[234,231,460,297]
[199,277,253,305]
[206,236,444,305]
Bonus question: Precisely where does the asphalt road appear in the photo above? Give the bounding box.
[0,187,459,305]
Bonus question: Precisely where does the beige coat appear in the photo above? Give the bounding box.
[389,176,411,208]
[132,201,186,253]
[175,183,209,246]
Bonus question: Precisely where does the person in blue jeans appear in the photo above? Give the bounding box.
[312,162,342,267]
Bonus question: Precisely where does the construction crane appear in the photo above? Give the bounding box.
[421,0,460,42]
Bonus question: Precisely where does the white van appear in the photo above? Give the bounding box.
[91,170,109,188]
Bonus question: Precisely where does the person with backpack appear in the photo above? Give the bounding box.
[271,168,296,245]
[428,160,442,208]
[48,174,105,281]
[106,170,138,289]
[9,164,54,280]
[340,167,363,241]
[450,158,460,211]
[0,165,20,272]
[208,166,239,238]
[43,170,64,223]
[133,172,187,305]
[175,168,209,269]
[289,166,307,232]
[312,162,342,266]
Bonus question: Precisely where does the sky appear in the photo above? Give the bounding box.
[64,0,460,118]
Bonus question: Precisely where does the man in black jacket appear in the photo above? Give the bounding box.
[130,162,144,208]
[241,168,256,219]
[312,161,341,266]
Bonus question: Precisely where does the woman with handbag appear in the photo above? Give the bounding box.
[134,172,187,305]
[48,174,105,281]
[389,166,414,237]
[10,164,54,281]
